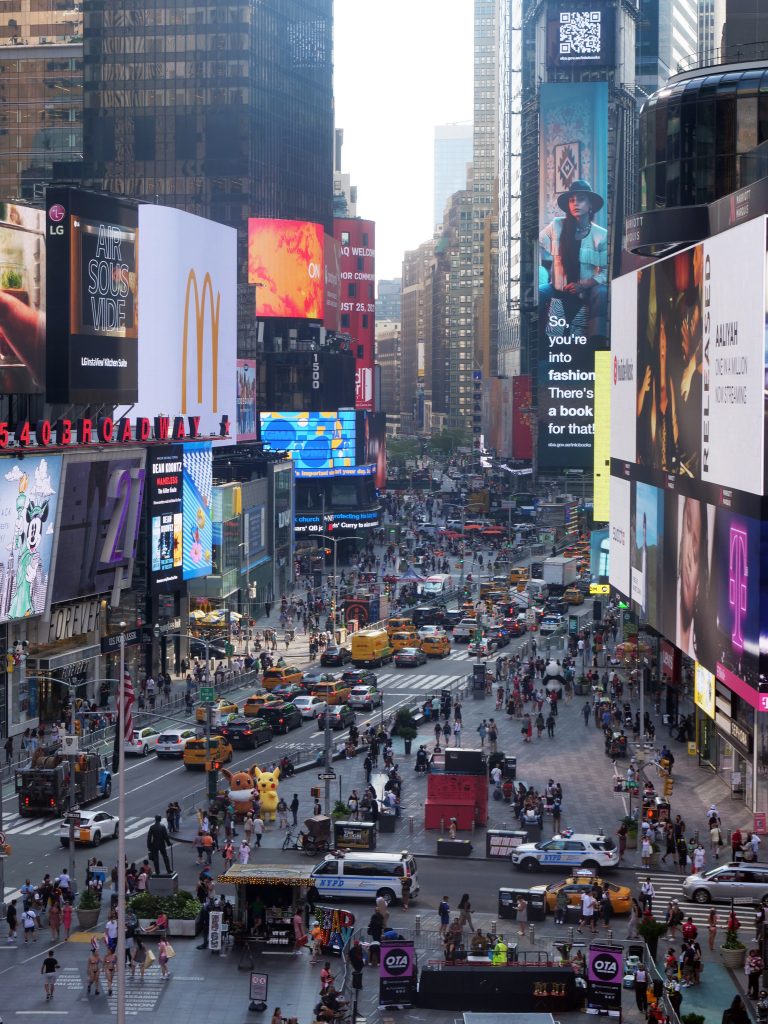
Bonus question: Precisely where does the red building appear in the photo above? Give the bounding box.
[333,217,375,410]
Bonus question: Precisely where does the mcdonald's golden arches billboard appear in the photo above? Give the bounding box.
[120,206,236,443]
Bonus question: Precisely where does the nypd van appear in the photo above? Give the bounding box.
[511,830,619,873]
[311,851,419,906]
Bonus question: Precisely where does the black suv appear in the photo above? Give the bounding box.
[341,669,378,689]
[217,717,273,750]
[256,702,302,734]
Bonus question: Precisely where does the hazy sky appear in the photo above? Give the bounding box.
[334,0,474,283]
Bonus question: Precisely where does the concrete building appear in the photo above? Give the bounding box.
[433,122,472,227]
[375,319,402,434]
[698,0,726,64]
[400,240,435,435]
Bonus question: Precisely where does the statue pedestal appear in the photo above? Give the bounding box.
[149,871,179,896]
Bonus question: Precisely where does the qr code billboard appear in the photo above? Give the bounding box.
[559,11,602,60]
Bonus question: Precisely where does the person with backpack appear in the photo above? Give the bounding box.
[438,896,450,937]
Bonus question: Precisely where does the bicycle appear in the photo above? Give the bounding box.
[281,829,330,855]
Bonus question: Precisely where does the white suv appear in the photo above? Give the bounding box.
[511,832,620,873]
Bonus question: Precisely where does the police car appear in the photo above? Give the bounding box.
[511,829,619,873]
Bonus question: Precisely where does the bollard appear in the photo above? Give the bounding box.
[409,815,414,835]
[568,926,574,942]
[490,919,497,937]
[528,924,535,945]
[440,817,445,834]
[414,914,421,935]
[472,819,476,834]
[608,929,613,941]
[501,822,508,830]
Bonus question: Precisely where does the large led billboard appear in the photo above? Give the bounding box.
[546,4,615,69]
[0,455,62,623]
[260,410,356,477]
[46,187,139,404]
[148,446,183,592]
[121,206,237,443]
[248,218,325,319]
[537,82,609,469]
[0,203,46,393]
[51,452,145,605]
[236,359,257,442]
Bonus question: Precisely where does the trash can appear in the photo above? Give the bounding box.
[378,808,397,833]
[565,903,581,924]
[526,887,547,921]
[503,755,517,780]
[499,887,530,920]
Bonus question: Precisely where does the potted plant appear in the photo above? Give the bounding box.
[621,815,638,850]
[331,799,349,821]
[128,892,162,932]
[680,1014,705,1024]
[76,888,102,930]
[638,916,668,960]
[163,891,202,937]
[720,911,746,969]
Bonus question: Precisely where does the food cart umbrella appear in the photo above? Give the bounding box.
[398,566,425,582]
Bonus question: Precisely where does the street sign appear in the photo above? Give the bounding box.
[249,972,268,1012]
[590,583,610,595]
[200,687,216,703]
[224,642,235,656]
[318,772,337,780]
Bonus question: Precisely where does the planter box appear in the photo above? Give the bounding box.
[625,832,638,850]
[169,918,197,937]
[436,838,472,857]
[76,907,100,930]
[720,946,746,970]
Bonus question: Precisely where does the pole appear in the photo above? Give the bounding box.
[68,732,76,895]
[639,647,645,756]
[117,627,127,1024]
[459,506,466,592]
[332,538,338,640]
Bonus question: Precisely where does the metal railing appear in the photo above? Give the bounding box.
[675,41,768,75]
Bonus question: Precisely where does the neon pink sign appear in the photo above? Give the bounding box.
[728,524,748,652]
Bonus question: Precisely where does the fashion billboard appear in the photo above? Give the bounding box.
[537,82,609,469]
[0,203,46,393]
[0,455,62,624]
[46,187,139,404]
[248,218,325,319]
[50,452,145,605]
[182,442,212,581]
[148,446,183,592]
[236,359,257,442]
[260,411,356,477]
[631,216,766,495]
[609,476,630,599]
[124,206,237,443]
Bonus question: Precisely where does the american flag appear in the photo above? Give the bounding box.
[123,671,135,740]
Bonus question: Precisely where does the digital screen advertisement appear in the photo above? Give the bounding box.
[236,358,257,441]
[182,442,213,581]
[46,187,139,404]
[248,218,325,319]
[0,455,62,624]
[260,410,356,476]
[357,411,387,490]
[148,445,183,592]
[547,5,615,69]
[0,204,46,393]
[51,452,145,605]
[537,82,609,469]
[122,205,237,442]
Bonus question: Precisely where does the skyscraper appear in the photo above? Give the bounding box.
[636,0,699,98]
[433,123,472,227]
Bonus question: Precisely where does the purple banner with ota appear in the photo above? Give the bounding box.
[379,940,415,1008]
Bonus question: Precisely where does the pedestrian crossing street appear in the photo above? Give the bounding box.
[633,872,714,930]
[1,812,158,841]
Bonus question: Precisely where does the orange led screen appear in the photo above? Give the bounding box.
[247,218,325,319]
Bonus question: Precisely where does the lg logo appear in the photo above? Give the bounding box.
[48,203,65,236]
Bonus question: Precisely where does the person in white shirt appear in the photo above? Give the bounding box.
[578,891,596,934]
[751,832,761,860]
[640,877,655,915]
[238,840,251,864]
[22,907,37,942]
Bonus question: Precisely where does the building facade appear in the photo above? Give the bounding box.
[376,279,401,322]
[636,0,699,98]
[375,319,402,433]
[400,240,435,435]
[433,122,472,227]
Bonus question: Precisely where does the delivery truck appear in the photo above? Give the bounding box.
[541,556,580,590]
[16,747,112,817]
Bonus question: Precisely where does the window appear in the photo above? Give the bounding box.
[315,861,338,876]
[341,314,350,328]
[348,283,356,297]
[341,231,349,245]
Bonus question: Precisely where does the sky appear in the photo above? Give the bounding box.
[333,0,474,283]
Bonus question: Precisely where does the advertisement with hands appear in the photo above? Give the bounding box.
[0,204,46,393]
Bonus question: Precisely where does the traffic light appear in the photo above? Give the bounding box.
[310,787,321,799]
[207,765,220,800]
[663,779,674,797]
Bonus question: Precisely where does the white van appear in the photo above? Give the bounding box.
[420,573,455,599]
[526,578,549,602]
[311,851,420,906]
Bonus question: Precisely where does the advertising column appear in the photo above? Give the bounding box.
[537,82,609,469]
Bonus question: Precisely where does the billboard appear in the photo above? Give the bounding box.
[248,218,325,319]
[50,452,145,605]
[537,82,609,468]
[512,375,533,459]
[357,411,387,490]
[126,206,237,442]
[593,350,611,521]
[324,234,341,332]
[629,480,664,627]
[609,271,637,465]
[631,217,766,494]
[609,476,630,599]
[46,187,139,404]
[0,455,62,623]
[182,442,213,581]
[0,204,46,393]
[260,411,356,477]
[236,359,257,442]
[547,5,615,69]
[148,446,183,592]
[335,218,376,410]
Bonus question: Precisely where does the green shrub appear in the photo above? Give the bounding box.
[77,889,102,910]
[1,269,22,289]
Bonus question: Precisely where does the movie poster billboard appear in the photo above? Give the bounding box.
[0,455,62,623]
[46,187,139,404]
[0,204,46,393]
[148,446,183,592]
[248,218,325,319]
[126,206,237,443]
[630,481,664,627]
[182,442,212,581]
[537,82,609,468]
[51,452,145,605]
[634,216,766,495]
[236,359,257,441]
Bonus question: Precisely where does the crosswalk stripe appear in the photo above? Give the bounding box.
[633,872,714,927]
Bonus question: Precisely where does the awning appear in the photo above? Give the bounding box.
[217,863,314,886]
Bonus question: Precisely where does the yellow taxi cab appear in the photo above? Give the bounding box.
[243,692,283,717]
[183,735,233,770]
[390,630,422,653]
[509,567,529,584]
[386,616,414,637]
[262,666,303,690]
[195,698,238,724]
[539,872,632,914]
[563,587,585,605]
[422,633,450,657]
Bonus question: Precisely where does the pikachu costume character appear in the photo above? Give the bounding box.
[253,765,280,822]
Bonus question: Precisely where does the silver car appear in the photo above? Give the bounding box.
[682,862,768,904]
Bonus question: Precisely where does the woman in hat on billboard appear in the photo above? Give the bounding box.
[539,179,608,344]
